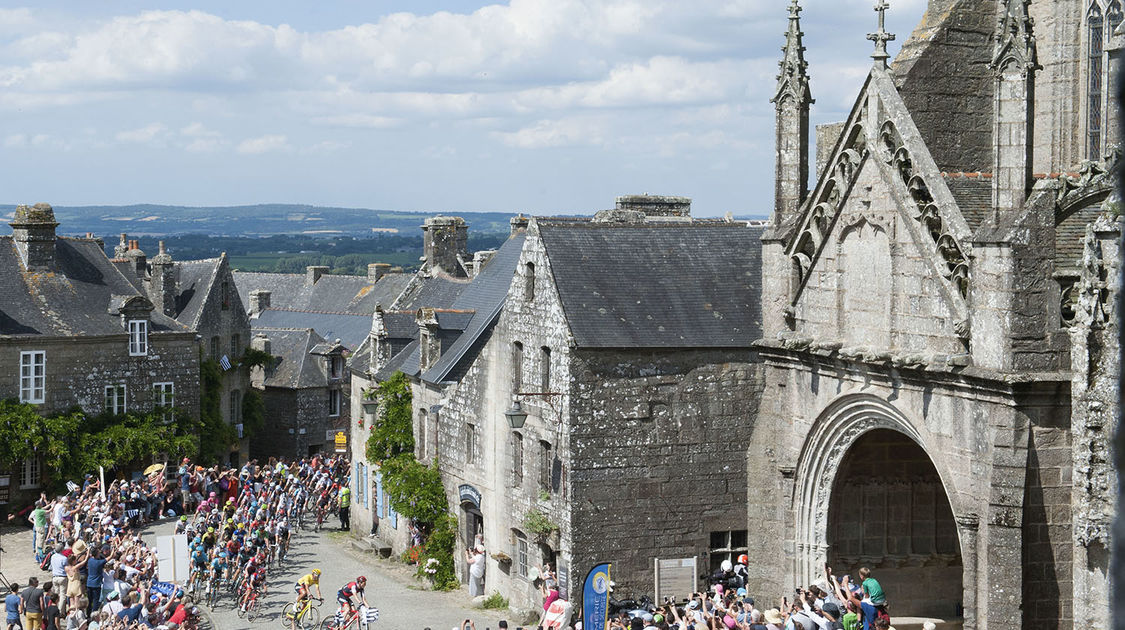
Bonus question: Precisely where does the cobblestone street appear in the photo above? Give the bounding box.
[0,521,509,630]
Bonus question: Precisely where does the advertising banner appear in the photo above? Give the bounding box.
[582,563,612,630]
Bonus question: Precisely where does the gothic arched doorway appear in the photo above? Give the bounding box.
[826,429,963,619]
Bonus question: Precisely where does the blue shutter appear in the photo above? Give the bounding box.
[375,472,384,519]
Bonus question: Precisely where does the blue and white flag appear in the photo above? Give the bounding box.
[219,355,232,371]
[582,563,612,630]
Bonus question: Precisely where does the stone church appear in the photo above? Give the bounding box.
[754,0,1120,628]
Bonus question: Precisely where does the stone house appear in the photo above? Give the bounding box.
[248,327,350,458]
[346,216,486,548]
[112,234,254,465]
[387,198,765,613]
[0,205,200,498]
[753,1,1122,628]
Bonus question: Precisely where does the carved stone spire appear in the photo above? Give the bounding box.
[772,0,812,106]
[990,0,1040,215]
[369,303,390,374]
[867,0,895,68]
[990,0,1040,73]
[771,0,813,225]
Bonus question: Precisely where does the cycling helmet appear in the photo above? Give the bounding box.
[737,554,749,565]
[207,527,215,533]
[180,516,187,522]
[219,552,228,559]
[356,576,367,584]
[312,569,322,576]
[193,537,202,545]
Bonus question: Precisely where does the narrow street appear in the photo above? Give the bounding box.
[0,521,510,630]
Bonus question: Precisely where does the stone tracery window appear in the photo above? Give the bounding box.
[1089,1,1105,159]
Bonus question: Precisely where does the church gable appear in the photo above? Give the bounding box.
[783,66,975,357]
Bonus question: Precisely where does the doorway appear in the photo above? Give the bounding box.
[826,429,963,619]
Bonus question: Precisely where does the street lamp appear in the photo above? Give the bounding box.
[504,401,528,429]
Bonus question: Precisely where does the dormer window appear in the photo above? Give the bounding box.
[128,320,148,356]
[330,356,343,378]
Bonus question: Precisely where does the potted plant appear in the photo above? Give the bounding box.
[361,387,380,415]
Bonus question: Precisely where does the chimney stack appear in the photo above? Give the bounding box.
[614,194,692,218]
[148,240,176,317]
[421,216,469,277]
[417,308,441,371]
[510,214,529,236]
[368,263,391,283]
[249,289,272,316]
[306,266,329,285]
[125,240,147,277]
[10,203,59,272]
[369,304,390,374]
[114,233,129,258]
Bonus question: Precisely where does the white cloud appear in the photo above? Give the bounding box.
[495,117,607,149]
[310,114,403,129]
[115,122,166,143]
[4,133,26,148]
[237,134,290,154]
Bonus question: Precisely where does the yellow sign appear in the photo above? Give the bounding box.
[334,431,347,453]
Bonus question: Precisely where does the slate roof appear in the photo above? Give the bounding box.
[537,222,763,348]
[1056,201,1106,272]
[253,309,372,351]
[392,274,471,311]
[254,327,327,389]
[417,233,527,383]
[174,258,223,328]
[943,174,992,231]
[0,236,189,336]
[232,270,412,315]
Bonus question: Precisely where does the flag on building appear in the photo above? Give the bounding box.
[219,355,232,371]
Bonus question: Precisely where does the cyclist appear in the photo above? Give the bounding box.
[240,566,267,612]
[209,551,229,586]
[189,539,208,590]
[336,576,368,621]
[291,569,323,630]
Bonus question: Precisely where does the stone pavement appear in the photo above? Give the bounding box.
[0,522,512,630]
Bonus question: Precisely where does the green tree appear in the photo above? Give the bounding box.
[365,371,414,464]
[198,359,236,464]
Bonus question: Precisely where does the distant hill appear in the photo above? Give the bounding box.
[0,203,519,237]
[0,203,767,238]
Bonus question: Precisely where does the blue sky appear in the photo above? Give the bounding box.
[0,0,926,217]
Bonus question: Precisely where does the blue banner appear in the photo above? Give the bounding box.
[582,563,612,630]
[151,582,177,596]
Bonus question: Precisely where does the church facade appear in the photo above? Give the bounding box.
[755,1,1121,629]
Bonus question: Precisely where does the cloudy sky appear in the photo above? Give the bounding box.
[0,0,926,217]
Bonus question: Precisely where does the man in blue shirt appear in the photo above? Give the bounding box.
[5,582,20,630]
[85,547,107,609]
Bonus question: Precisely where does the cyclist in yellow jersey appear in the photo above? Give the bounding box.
[291,568,323,629]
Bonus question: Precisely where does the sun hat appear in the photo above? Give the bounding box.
[764,609,785,625]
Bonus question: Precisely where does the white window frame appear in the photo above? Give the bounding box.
[328,389,341,417]
[19,457,40,489]
[153,382,175,421]
[105,384,127,415]
[19,351,45,404]
[128,320,148,356]
[515,531,529,578]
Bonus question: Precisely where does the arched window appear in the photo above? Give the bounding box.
[1089,1,1105,159]
[1109,0,1123,33]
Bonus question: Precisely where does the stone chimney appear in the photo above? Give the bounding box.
[421,216,469,277]
[615,194,691,218]
[250,333,271,388]
[148,241,176,317]
[368,263,391,283]
[369,304,390,374]
[466,250,497,279]
[10,203,60,272]
[125,240,147,277]
[416,307,441,372]
[306,265,329,285]
[249,289,271,317]
[114,233,129,259]
[510,214,529,236]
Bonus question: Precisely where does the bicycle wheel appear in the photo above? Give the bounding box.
[246,596,259,622]
[299,604,321,630]
[237,595,247,618]
[279,602,298,630]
